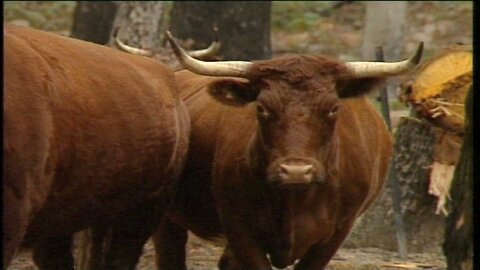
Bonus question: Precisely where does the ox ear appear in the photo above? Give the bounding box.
[207,79,261,106]
[336,78,385,98]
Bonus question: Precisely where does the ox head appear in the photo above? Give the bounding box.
[167,31,423,187]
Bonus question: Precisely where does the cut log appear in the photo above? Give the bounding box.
[403,45,472,133]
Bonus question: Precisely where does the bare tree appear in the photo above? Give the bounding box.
[169,1,272,60]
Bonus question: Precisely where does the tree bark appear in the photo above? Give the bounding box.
[71,1,165,50]
[107,1,165,50]
[169,1,272,61]
[71,1,118,45]
[443,87,473,270]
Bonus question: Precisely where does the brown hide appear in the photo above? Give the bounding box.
[3,25,190,267]
[165,62,392,269]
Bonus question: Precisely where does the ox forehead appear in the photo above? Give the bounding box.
[251,54,348,82]
[250,55,347,110]
[256,86,339,118]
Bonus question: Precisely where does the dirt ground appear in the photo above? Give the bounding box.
[5,2,471,270]
[139,234,447,270]
[9,234,447,270]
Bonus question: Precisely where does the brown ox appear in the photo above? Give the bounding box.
[3,25,190,269]
[150,34,423,270]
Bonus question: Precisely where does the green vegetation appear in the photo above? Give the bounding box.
[3,1,75,31]
[271,1,331,33]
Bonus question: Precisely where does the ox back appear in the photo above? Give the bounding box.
[3,25,190,269]
[152,68,393,270]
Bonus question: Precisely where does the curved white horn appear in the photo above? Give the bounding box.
[165,30,252,78]
[187,27,221,59]
[113,27,153,57]
[345,42,424,78]
[114,27,221,60]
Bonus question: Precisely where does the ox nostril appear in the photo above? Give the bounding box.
[304,165,313,175]
[279,165,289,180]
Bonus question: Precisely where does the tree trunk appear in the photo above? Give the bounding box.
[345,117,445,253]
[71,1,118,45]
[71,1,165,50]
[443,87,473,270]
[107,1,165,50]
[361,2,407,98]
[169,1,272,61]
[361,2,406,61]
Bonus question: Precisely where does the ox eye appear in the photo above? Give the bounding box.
[256,104,271,120]
[327,105,339,119]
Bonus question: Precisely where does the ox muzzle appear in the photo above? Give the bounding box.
[268,158,326,187]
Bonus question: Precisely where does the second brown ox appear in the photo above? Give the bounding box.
[149,34,424,270]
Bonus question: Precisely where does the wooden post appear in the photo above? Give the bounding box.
[375,47,392,131]
[375,46,408,259]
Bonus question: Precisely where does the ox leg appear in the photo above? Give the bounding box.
[2,189,29,268]
[74,223,112,270]
[72,199,168,270]
[100,199,169,270]
[294,224,354,270]
[32,235,74,270]
[152,216,188,270]
[218,245,243,270]
[218,224,271,270]
[217,242,271,270]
